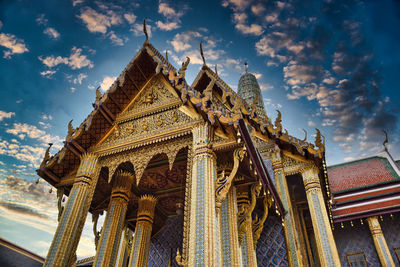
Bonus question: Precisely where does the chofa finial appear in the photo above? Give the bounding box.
[200,41,206,65]
[383,130,389,150]
[244,62,248,73]
[143,18,149,43]
[215,64,218,75]
[165,49,168,61]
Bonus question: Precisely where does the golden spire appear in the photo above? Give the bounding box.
[383,130,389,150]
[143,18,149,44]
[200,41,206,65]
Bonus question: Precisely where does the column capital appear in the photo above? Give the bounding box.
[75,153,99,184]
[192,122,214,150]
[301,165,320,192]
[366,216,383,236]
[137,195,157,225]
[271,145,283,167]
[111,170,135,202]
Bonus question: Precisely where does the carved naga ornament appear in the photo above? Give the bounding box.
[252,194,273,248]
[238,183,262,244]
[215,146,245,211]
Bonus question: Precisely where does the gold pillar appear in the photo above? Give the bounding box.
[116,227,132,267]
[301,166,341,266]
[186,122,221,266]
[219,186,242,266]
[44,153,99,267]
[128,195,157,267]
[271,148,303,267]
[367,216,395,266]
[94,170,134,266]
[237,186,258,267]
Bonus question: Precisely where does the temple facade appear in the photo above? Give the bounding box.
[37,25,400,267]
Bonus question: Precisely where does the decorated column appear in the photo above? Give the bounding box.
[116,227,132,267]
[128,195,157,267]
[237,184,260,267]
[44,153,99,267]
[367,216,395,266]
[271,147,303,267]
[301,166,341,266]
[94,170,134,266]
[186,122,221,266]
[219,186,242,266]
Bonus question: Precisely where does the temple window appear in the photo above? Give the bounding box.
[394,248,400,264]
[346,252,368,267]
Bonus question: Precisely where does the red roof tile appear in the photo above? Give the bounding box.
[328,157,398,193]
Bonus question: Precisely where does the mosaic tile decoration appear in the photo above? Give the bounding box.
[334,222,380,266]
[264,159,276,187]
[255,211,289,267]
[380,213,400,266]
[147,216,183,267]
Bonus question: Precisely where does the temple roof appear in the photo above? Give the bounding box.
[37,36,329,223]
[328,150,400,223]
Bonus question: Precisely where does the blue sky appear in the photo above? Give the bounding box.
[0,0,399,259]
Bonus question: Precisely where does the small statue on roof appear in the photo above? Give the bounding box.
[40,143,53,169]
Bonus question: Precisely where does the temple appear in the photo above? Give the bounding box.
[36,22,400,267]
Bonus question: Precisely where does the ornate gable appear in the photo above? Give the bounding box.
[92,74,199,156]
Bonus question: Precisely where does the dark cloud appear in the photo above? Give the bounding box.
[249,0,399,157]
[0,201,49,219]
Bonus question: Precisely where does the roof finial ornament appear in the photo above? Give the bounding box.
[383,130,389,150]
[215,64,218,75]
[200,41,206,65]
[165,49,168,61]
[244,62,248,73]
[143,18,149,44]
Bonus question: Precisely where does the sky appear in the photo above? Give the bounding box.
[0,0,399,260]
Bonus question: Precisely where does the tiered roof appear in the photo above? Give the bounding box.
[328,150,400,223]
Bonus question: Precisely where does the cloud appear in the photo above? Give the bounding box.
[170,31,201,52]
[78,7,122,34]
[41,114,53,121]
[40,70,56,78]
[158,2,184,19]
[283,60,323,87]
[235,23,263,36]
[156,2,186,31]
[108,31,124,46]
[73,73,88,84]
[0,33,29,58]
[39,46,94,70]
[130,22,152,38]
[222,0,251,11]
[251,3,266,16]
[259,83,273,91]
[36,14,48,26]
[0,110,15,121]
[156,21,180,31]
[72,0,84,6]
[124,13,136,24]
[43,27,60,39]
[232,12,263,36]
[100,76,117,92]
[308,120,316,127]
[6,123,63,147]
